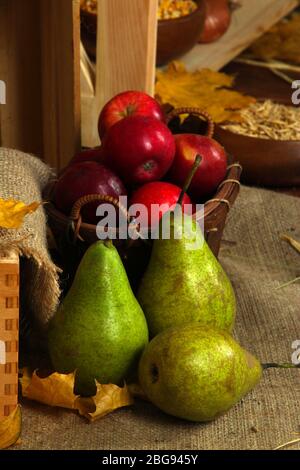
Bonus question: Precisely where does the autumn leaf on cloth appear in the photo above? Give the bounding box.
[0,198,40,229]
[249,13,300,65]
[76,382,134,422]
[0,406,22,449]
[21,369,78,410]
[20,369,133,422]
[155,61,256,123]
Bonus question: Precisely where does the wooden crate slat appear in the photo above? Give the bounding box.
[0,0,44,156]
[180,0,298,71]
[0,397,18,406]
[0,333,18,346]
[40,0,81,169]
[0,309,19,320]
[0,0,81,171]
[0,265,19,275]
[81,0,158,147]
[0,288,20,297]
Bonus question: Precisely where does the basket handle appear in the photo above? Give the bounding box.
[69,194,129,241]
[166,107,215,138]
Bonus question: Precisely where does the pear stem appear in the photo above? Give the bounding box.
[262,362,300,370]
[177,154,202,207]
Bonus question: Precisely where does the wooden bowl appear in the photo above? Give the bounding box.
[156,0,205,66]
[217,63,300,188]
[214,125,300,187]
[80,0,206,65]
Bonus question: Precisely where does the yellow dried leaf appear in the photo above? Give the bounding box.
[249,13,300,65]
[76,382,133,422]
[20,369,133,421]
[0,405,21,450]
[155,61,255,123]
[0,198,40,229]
[20,369,79,409]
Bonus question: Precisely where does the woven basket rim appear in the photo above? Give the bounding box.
[43,163,242,236]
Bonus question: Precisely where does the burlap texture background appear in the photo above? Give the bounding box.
[0,148,60,327]
[13,185,300,450]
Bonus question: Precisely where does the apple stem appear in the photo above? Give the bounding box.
[177,154,202,207]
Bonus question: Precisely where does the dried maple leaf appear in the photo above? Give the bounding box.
[249,13,300,65]
[76,382,133,422]
[0,198,40,229]
[20,369,79,409]
[0,405,21,450]
[155,61,255,123]
[20,369,133,422]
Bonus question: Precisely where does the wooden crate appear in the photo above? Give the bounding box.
[0,0,81,170]
[81,0,158,148]
[0,253,19,420]
[0,0,298,165]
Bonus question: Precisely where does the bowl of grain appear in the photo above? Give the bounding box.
[156,0,205,66]
[80,0,205,65]
[214,100,300,187]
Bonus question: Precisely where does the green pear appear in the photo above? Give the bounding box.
[138,210,236,337]
[138,324,262,422]
[48,241,148,396]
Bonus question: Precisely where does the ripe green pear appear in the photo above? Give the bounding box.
[138,210,236,337]
[48,241,148,396]
[139,324,262,422]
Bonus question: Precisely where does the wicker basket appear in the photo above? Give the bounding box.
[44,108,241,286]
[0,253,19,420]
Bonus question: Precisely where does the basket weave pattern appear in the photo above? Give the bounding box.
[0,255,19,419]
[45,107,242,257]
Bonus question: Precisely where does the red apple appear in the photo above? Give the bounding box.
[98,90,165,140]
[169,134,227,200]
[54,161,127,224]
[102,116,175,186]
[130,182,192,229]
[69,147,104,166]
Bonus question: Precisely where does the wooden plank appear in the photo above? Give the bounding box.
[181,0,298,71]
[0,0,43,156]
[81,0,158,148]
[40,0,81,170]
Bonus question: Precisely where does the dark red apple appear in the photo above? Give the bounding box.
[54,161,127,224]
[130,181,192,229]
[169,134,227,200]
[69,147,104,166]
[98,90,165,140]
[102,116,175,186]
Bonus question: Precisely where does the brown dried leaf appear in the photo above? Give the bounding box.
[76,382,134,422]
[0,198,40,229]
[20,369,133,421]
[155,61,255,123]
[0,405,22,450]
[20,369,79,409]
[249,13,300,65]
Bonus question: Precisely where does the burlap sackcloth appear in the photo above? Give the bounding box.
[12,185,300,450]
[0,148,60,328]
